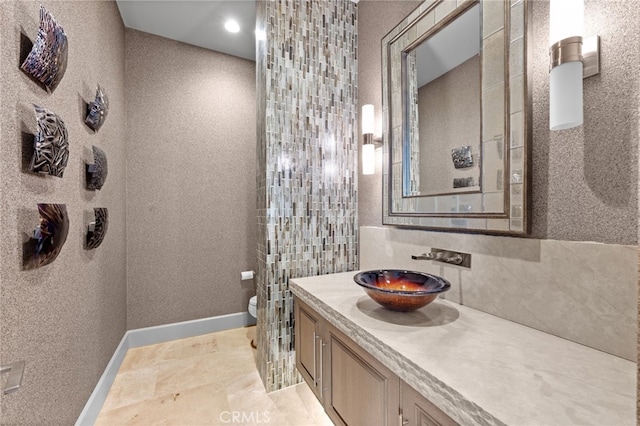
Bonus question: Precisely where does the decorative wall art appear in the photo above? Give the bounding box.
[20,5,68,92]
[31,105,69,177]
[85,85,109,131]
[451,146,474,169]
[26,204,69,269]
[86,208,108,250]
[86,145,107,190]
[453,177,474,189]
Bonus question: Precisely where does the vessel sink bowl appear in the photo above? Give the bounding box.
[353,270,451,312]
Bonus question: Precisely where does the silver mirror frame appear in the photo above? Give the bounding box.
[382,0,530,235]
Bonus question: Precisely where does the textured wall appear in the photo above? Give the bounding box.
[256,0,358,392]
[530,0,638,244]
[359,0,639,245]
[125,29,256,329]
[417,57,480,195]
[358,0,422,227]
[0,1,127,423]
[361,226,636,361]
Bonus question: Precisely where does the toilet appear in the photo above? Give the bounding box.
[248,295,257,319]
[248,296,257,349]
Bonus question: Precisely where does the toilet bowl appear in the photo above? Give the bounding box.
[248,296,258,349]
[248,295,257,318]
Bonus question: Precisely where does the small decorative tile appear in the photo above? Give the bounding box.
[482,29,505,89]
[510,1,524,42]
[509,37,524,77]
[483,0,504,37]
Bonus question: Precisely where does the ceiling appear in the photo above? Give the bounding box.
[116,0,257,61]
[415,4,480,87]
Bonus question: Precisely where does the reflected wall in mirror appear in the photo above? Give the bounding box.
[383,0,530,234]
[405,3,481,197]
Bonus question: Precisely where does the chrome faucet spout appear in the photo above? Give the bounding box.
[411,253,436,260]
[411,249,471,268]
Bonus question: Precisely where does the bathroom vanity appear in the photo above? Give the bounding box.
[291,272,636,426]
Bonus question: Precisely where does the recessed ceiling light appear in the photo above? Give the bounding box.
[225,19,240,33]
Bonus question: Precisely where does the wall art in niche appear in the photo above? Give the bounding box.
[24,204,69,269]
[86,146,107,190]
[86,208,108,250]
[85,85,109,131]
[31,105,69,178]
[20,5,68,92]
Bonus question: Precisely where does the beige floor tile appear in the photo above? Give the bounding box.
[269,384,335,426]
[119,334,219,372]
[96,326,332,426]
[100,367,157,412]
[96,383,231,425]
[152,346,256,397]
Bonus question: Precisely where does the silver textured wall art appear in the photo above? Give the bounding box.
[85,85,109,131]
[86,208,108,250]
[86,145,108,190]
[27,204,69,269]
[453,177,474,188]
[20,5,68,92]
[451,146,474,169]
[31,105,69,178]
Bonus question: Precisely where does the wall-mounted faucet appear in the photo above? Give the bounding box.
[412,248,471,268]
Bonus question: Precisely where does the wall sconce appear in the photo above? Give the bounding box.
[549,0,600,131]
[362,104,382,175]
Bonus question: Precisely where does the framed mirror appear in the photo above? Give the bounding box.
[382,0,530,235]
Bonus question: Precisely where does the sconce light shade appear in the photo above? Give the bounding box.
[362,104,377,175]
[550,61,583,130]
[550,0,583,45]
[362,104,375,135]
[362,143,375,175]
[549,0,585,131]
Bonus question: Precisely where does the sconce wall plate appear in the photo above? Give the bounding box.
[582,35,600,78]
[31,105,69,178]
[86,145,108,190]
[85,85,109,131]
[28,203,69,269]
[20,6,68,92]
[86,208,109,250]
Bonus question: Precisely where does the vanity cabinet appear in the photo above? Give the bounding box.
[294,297,457,426]
[295,298,323,399]
[401,381,458,426]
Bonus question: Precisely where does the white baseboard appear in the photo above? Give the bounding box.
[76,312,256,425]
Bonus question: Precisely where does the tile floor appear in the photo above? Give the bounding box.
[95,326,333,425]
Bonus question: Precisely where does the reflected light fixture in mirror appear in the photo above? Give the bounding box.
[362,104,379,175]
[225,19,240,33]
[549,0,600,131]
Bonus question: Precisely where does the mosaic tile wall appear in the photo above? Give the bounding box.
[256,0,358,392]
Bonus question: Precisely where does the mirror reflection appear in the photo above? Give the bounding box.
[404,4,481,197]
[383,0,529,234]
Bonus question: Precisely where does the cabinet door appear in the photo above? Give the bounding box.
[294,299,322,399]
[401,381,458,426]
[323,323,400,426]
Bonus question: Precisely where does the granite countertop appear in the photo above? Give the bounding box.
[290,271,636,426]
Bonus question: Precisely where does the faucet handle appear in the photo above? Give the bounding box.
[443,254,463,265]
